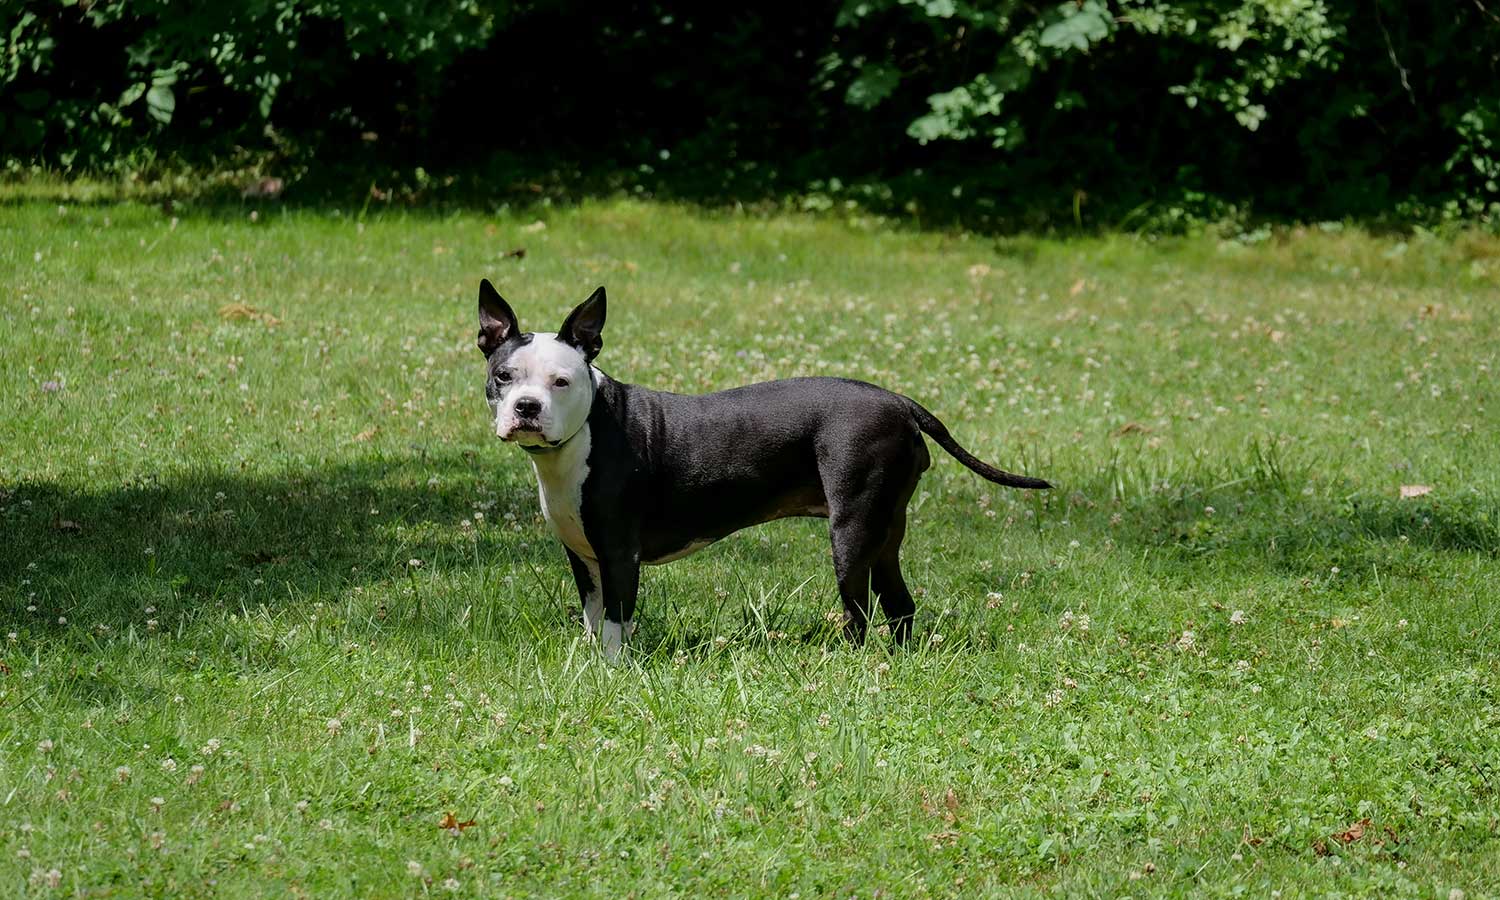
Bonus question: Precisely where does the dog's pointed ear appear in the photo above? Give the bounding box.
[558,286,606,361]
[477,279,519,356]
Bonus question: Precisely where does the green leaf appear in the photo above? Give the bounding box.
[146,84,176,123]
[907,111,951,144]
[1039,0,1112,52]
[119,83,147,107]
[845,64,901,109]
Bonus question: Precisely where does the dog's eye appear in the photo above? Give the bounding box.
[553,377,570,388]
[495,371,513,384]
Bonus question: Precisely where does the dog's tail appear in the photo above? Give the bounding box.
[904,397,1052,490]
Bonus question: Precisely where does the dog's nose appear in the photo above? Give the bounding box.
[514,397,543,419]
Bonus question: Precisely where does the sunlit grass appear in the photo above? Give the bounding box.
[2,195,1498,897]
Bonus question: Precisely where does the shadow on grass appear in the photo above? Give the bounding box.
[0,157,1262,238]
[3,452,1494,660]
[0,452,554,625]
[0,450,843,642]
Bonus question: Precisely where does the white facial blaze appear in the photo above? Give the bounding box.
[490,333,593,446]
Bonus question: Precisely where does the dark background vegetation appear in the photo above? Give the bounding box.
[3,0,1498,229]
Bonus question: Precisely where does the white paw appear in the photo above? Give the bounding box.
[601,620,626,664]
[582,595,603,637]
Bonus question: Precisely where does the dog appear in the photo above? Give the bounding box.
[476,279,1050,659]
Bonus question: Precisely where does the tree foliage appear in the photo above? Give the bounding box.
[2,0,1497,222]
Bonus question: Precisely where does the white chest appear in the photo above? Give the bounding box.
[530,426,595,560]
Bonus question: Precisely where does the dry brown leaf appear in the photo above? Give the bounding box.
[1399,484,1433,499]
[1113,422,1151,437]
[438,812,476,833]
[218,303,281,326]
[353,427,378,443]
[55,519,82,534]
[1069,278,1086,296]
[1334,818,1371,844]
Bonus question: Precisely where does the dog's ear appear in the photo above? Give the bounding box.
[477,279,519,356]
[558,286,606,361]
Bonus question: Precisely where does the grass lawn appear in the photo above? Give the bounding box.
[2,194,1499,897]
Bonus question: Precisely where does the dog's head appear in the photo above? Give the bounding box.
[476,279,606,449]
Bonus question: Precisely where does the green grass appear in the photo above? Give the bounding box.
[3,195,1499,897]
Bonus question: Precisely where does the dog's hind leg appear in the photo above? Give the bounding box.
[827,481,904,644]
[872,452,925,645]
[824,427,927,644]
[871,509,915,645]
[830,524,878,642]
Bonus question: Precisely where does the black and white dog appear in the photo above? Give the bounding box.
[477,280,1050,659]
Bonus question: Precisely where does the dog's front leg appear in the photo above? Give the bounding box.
[565,549,603,638]
[596,549,641,664]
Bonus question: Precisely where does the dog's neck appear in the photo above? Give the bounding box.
[527,421,592,475]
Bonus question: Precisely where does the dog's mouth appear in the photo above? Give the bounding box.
[501,420,550,444]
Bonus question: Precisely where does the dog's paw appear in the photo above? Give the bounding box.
[601,620,627,664]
